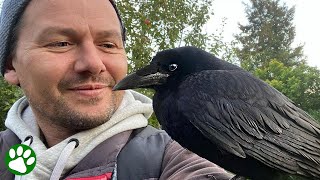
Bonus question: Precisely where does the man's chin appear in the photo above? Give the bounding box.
[50,102,116,130]
[56,112,113,131]
[50,90,122,130]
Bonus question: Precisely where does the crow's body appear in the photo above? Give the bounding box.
[113,46,320,180]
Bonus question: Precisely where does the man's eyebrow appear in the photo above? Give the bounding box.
[37,27,122,41]
[96,30,122,40]
[36,27,78,40]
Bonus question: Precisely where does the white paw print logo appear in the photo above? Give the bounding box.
[5,144,36,175]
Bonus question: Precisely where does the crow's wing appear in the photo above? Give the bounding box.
[177,70,320,176]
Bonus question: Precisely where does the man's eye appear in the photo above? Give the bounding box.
[46,42,71,47]
[100,42,116,48]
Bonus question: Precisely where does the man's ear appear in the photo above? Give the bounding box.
[4,58,19,85]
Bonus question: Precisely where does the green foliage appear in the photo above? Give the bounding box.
[235,0,304,72]
[234,0,320,125]
[116,0,220,128]
[0,78,23,130]
[309,110,320,123]
[116,0,215,72]
[253,59,320,123]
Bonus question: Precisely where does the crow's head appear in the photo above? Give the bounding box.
[113,46,239,91]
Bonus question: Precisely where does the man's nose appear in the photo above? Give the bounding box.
[74,42,107,75]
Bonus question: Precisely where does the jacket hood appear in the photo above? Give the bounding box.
[4,90,153,179]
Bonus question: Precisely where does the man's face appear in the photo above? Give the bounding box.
[5,0,127,130]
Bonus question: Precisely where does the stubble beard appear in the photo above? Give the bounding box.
[56,95,117,130]
[29,93,121,131]
[26,75,123,131]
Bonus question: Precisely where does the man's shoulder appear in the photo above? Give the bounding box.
[0,129,20,152]
[120,125,172,155]
[65,126,172,180]
[116,125,172,179]
[0,129,20,178]
[132,125,171,139]
[0,129,20,143]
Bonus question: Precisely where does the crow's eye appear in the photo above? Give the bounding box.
[168,64,178,71]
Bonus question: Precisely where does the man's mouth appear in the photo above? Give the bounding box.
[68,84,110,97]
[70,84,108,90]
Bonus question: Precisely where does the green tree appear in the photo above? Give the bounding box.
[116,0,215,72]
[116,0,220,127]
[0,79,22,130]
[235,0,304,72]
[234,0,320,124]
[254,59,320,122]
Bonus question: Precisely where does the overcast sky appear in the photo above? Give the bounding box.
[208,0,320,68]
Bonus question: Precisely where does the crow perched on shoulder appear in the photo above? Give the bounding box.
[113,46,320,180]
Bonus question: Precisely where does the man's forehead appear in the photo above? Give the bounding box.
[20,0,122,33]
[23,0,117,19]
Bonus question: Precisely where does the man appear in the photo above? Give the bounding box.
[0,0,233,179]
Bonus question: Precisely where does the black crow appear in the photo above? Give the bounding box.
[113,46,320,180]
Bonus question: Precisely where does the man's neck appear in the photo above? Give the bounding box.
[36,119,77,147]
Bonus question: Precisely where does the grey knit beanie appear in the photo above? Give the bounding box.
[0,0,126,76]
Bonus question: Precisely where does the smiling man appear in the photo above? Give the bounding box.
[4,0,127,147]
[0,0,233,179]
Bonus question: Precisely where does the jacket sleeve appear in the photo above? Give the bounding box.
[160,140,234,180]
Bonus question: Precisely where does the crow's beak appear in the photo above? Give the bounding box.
[113,65,169,91]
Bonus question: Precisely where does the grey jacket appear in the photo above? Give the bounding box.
[0,126,233,180]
